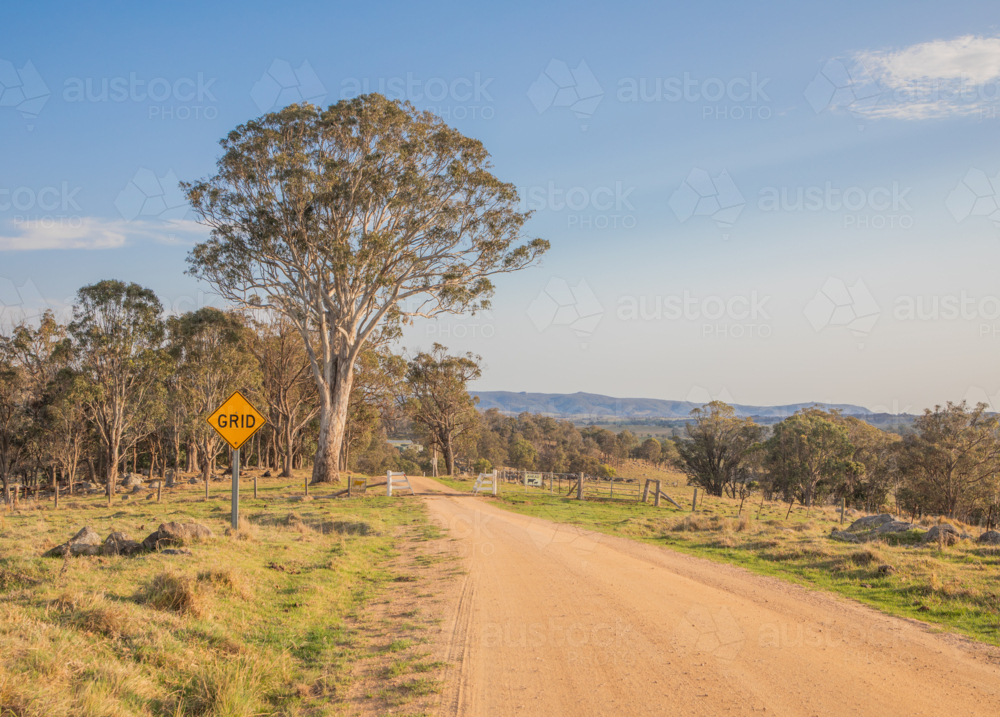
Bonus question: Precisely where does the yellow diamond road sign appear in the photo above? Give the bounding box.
[207,390,267,450]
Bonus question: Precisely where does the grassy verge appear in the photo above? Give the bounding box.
[0,471,449,717]
[437,476,1000,647]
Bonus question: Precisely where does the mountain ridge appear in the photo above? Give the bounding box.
[470,390,876,419]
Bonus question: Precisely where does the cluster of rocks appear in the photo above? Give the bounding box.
[829,513,997,546]
[43,522,213,558]
[75,472,171,497]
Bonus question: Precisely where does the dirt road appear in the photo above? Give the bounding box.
[410,476,1000,716]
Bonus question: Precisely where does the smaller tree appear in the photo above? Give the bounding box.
[676,402,763,497]
[636,437,662,464]
[764,409,857,507]
[508,437,538,470]
[405,344,482,476]
[900,402,1000,517]
[70,280,166,500]
[169,308,259,484]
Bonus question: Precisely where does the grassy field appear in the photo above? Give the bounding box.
[439,476,1000,647]
[610,459,687,486]
[0,471,457,717]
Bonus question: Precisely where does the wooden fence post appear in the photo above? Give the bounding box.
[577,473,584,500]
[642,480,651,503]
[157,481,162,503]
[54,481,59,509]
[654,480,662,507]
[840,497,845,524]
[692,488,698,512]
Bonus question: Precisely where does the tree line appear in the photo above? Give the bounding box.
[0,284,476,501]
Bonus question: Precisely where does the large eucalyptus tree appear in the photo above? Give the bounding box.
[184,95,547,482]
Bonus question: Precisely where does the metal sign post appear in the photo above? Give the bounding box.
[231,448,240,530]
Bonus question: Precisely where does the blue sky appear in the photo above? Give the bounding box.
[2,0,1000,412]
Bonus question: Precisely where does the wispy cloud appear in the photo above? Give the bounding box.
[852,35,1000,119]
[0,217,208,251]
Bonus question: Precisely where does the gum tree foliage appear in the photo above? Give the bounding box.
[900,402,1000,517]
[167,308,259,483]
[69,281,166,499]
[184,96,548,483]
[676,401,764,497]
[764,409,858,507]
[405,344,482,476]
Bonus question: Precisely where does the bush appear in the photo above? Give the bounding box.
[473,458,492,475]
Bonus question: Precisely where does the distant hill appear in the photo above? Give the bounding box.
[470,391,875,420]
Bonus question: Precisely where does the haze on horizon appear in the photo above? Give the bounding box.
[2,1,1000,414]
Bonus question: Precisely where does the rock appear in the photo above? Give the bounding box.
[830,530,860,543]
[847,514,895,532]
[142,521,213,551]
[164,471,175,488]
[875,521,918,534]
[43,526,103,557]
[102,531,143,557]
[131,485,143,494]
[160,549,192,556]
[82,482,95,492]
[71,527,102,546]
[123,474,143,489]
[160,522,213,541]
[263,471,272,478]
[923,524,961,545]
[977,530,1000,545]
[188,478,199,485]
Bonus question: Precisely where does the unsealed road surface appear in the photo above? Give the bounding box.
[411,476,1000,716]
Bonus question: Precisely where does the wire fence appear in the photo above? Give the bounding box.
[494,469,659,503]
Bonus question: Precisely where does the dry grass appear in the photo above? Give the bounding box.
[136,572,205,616]
[197,568,252,600]
[0,472,452,716]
